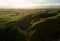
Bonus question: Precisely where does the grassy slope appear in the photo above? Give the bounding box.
[0,9,60,41]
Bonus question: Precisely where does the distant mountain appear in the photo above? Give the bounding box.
[30,5,60,9]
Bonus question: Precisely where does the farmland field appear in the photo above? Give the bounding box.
[0,9,60,41]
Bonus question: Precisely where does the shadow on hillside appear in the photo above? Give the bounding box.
[0,10,60,41]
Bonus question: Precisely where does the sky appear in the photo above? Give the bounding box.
[0,0,60,8]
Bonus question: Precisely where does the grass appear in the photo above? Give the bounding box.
[0,9,60,41]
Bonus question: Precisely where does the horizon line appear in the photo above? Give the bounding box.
[0,4,60,9]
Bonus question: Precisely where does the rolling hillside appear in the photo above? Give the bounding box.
[0,9,60,41]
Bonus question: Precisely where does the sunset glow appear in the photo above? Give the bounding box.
[0,0,60,9]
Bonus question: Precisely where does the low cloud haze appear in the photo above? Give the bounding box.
[0,0,60,9]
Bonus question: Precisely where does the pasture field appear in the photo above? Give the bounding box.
[0,9,60,41]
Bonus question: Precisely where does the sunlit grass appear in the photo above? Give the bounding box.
[0,9,60,41]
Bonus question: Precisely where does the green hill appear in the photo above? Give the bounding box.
[0,9,60,41]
